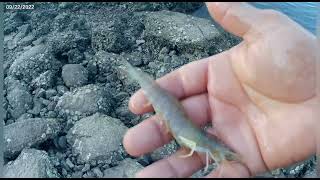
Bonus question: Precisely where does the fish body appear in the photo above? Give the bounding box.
[121,60,240,170]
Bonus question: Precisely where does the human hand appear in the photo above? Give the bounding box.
[123,2,320,178]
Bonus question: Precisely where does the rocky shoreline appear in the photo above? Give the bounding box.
[3,2,315,178]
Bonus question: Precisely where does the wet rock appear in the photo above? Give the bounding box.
[103,158,143,178]
[56,84,114,116]
[7,86,33,119]
[4,148,60,178]
[61,64,88,88]
[150,140,179,161]
[143,10,224,54]
[4,118,63,158]
[31,70,55,89]
[8,45,61,83]
[66,113,128,163]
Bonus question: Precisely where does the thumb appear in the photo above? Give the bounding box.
[205,2,266,38]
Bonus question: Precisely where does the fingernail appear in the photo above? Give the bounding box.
[130,92,148,111]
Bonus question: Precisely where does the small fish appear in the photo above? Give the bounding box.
[120,60,241,172]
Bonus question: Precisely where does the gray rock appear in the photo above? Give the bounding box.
[71,171,83,178]
[103,158,143,178]
[61,64,88,88]
[4,76,28,93]
[150,140,179,161]
[56,84,114,116]
[46,89,58,99]
[47,30,90,58]
[56,85,68,95]
[92,25,129,53]
[47,101,57,111]
[66,113,128,163]
[34,88,46,98]
[27,97,43,116]
[7,87,33,119]
[82,163,90,173]
[57,136,67,149]
[143,10,224,54]
[15,113,33,123]
[92,167,104,178]
[4,148,60,178]
[4,118,63,158]
[8,45,61,83]
[31,70,55,89]
[32,37,45,46]
[67,48,84,64]
[66,158,75,169]
[46,111,58,118]
[18,34,35,46]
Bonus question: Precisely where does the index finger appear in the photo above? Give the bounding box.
[129,58,209,115]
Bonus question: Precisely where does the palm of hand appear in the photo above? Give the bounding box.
[123,2,320,178]
[206,6,319,176]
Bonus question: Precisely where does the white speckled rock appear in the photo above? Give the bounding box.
[4,148,60,178]
[67,113,128,163]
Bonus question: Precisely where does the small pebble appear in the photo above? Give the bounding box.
[58,136,67,149]
[46,89,58,98]
[62,168,68,177]
[83,171,95,178]
[61,160,71,172]
[66,158,75,169]
[40,98,51,106]
[6,119,14,125]
[35,88,46,98]
[82,164,90,172]
[74,165,84,171]
[135,39,145,45]
[57,85,68,95]
[47,111,57,118]
[90,160,97,167]
[72,171,83,178]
